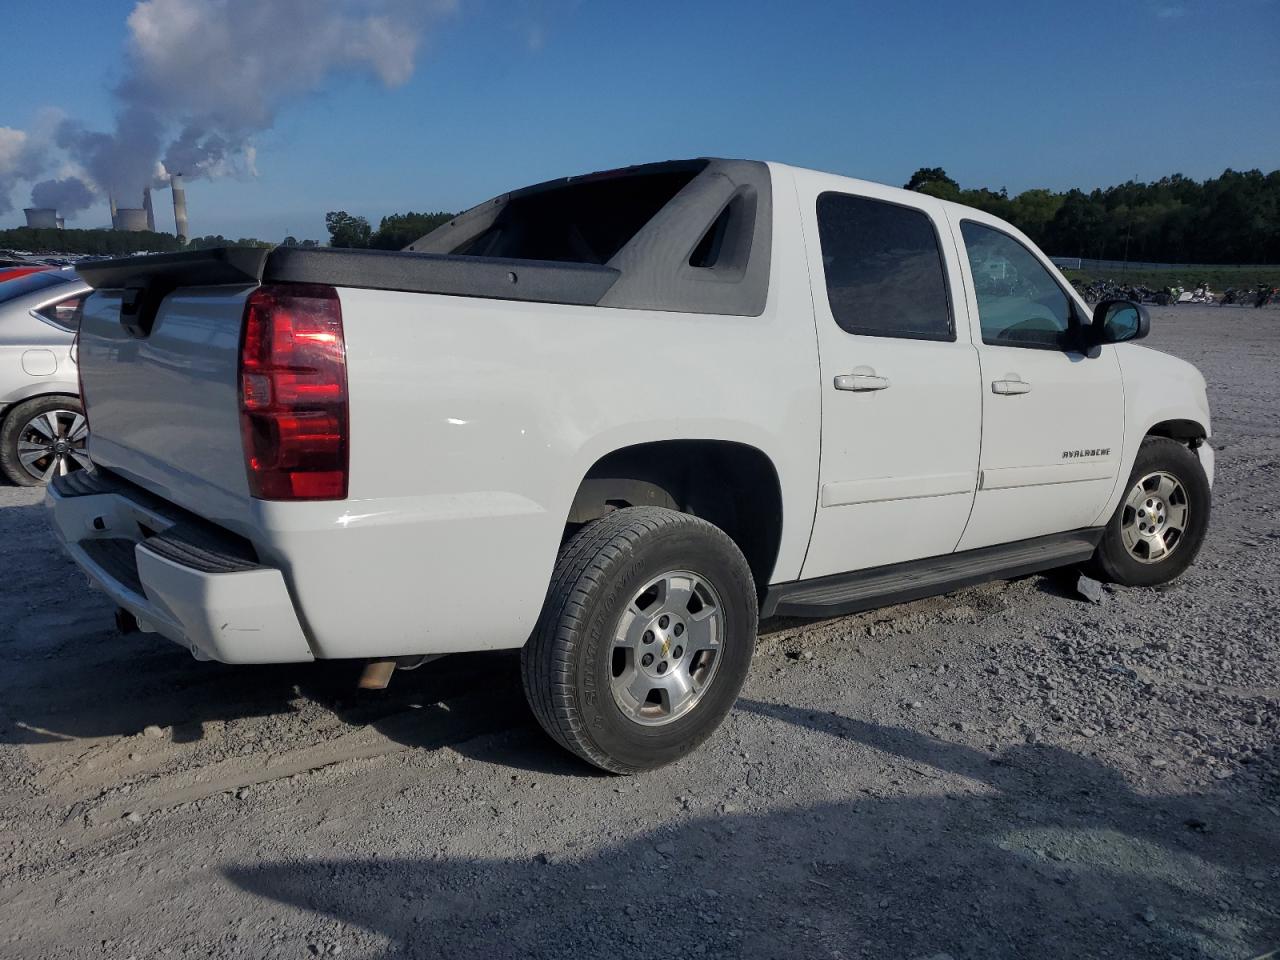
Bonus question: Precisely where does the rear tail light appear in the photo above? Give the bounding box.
[238,284,348,500]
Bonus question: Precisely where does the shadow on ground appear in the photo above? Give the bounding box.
[226,701,1280,960]
[0,592,574,772]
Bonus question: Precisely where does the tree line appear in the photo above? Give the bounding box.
[905,167,1280,264]
[0,226,275,256]
[8,169,1278,265]
[325,210,455,250]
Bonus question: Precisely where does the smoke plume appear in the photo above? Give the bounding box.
[4,0,456,217]
[0,127,47,216]
[31,177,97,218]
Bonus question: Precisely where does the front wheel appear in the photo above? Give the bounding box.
[522,507,757,774]
[1090,436,1210,588]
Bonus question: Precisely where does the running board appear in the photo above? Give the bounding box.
[762,529,1103,619]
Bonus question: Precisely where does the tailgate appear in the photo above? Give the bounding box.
[76,249,272,526]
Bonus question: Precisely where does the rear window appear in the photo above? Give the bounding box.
[447,165,705,265]
[34,293,84,332]
[0,270,72,302]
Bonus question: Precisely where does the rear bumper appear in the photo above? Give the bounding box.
[46,471,314,664]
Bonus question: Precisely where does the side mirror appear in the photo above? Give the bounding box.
[1091,298,1150,345]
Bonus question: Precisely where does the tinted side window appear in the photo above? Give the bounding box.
[960,221,1073,349]
[816,192,952,341]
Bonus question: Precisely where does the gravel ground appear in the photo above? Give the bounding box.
[0,304,1276,960]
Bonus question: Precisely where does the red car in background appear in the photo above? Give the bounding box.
[0,265,52,283]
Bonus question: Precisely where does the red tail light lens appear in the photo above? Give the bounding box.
[239,284,348,500]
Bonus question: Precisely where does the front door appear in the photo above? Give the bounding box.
[952,216,1125,551]
[797,178,981,580]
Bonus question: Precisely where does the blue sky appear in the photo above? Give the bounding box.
[3,0,1279,242]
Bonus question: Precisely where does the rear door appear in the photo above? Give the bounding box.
[796,176,981,580]
[951,215,1124,550]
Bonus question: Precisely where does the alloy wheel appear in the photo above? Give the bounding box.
[1121,471,1189,564]
[609,570,725,726]
[16,409,90,482]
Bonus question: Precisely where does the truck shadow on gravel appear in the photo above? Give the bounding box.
[226,701,1279,960]
[0,611,577,773]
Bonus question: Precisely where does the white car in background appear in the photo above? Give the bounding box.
[0,270,91,485]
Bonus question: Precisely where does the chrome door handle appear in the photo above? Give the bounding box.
[991,378,1031,395]
[834,373,890,392]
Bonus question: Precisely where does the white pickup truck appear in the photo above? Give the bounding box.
[49,159,1213,773]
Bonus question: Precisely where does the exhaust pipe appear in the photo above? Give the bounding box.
[358,659,398,690]
[357,654,444,690]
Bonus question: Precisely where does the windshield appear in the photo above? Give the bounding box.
[0,271,73,303]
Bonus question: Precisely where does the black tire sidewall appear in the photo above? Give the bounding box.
[0,395,84,487]
[571,523,756,771]
[1097,438,1211,587]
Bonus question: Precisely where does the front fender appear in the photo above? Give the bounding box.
[1092,344,1212,525]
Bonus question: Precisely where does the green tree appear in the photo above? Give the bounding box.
[1007,189,1064,245]
[325,210,372,248]
[904,167,958,194]
[370,211,455,250]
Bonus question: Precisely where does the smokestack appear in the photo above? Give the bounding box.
[143,187,156,232]
[56,217,65,230]
[24,208,59,229]
[171,173,189,244]
[109,192,118,219]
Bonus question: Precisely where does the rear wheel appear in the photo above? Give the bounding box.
[1090,436,1210,587]
[522,507,757,774]
[0,396,90,486]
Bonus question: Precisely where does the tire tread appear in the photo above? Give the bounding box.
[521,507,754,774]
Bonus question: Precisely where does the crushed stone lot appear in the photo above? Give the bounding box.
[0,304,1277,960]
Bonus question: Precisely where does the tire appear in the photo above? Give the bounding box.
[522,506,758,774]
[0,395,89,487]
[1090,436,1210,588]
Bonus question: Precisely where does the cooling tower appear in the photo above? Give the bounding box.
[24,208,58,229]
[113,208,149,232]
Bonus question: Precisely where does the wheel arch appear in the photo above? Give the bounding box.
[0,389,81,429]
[1145,417,1207,444]
[566,439,785,598]
[0,385,80,419]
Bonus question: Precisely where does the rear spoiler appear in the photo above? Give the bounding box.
[78,246,621,337]
[78,248,270,338]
